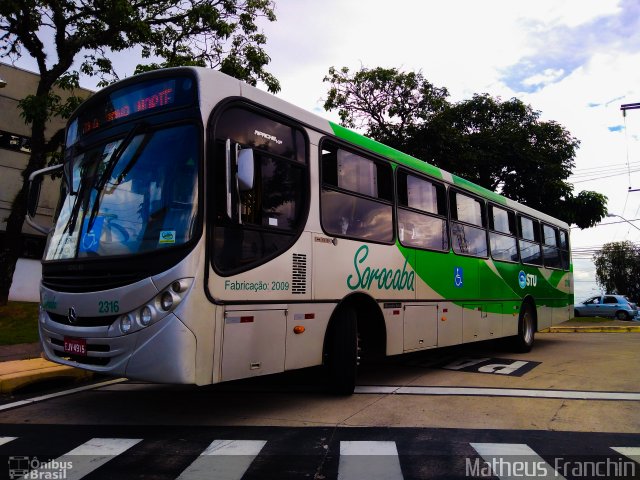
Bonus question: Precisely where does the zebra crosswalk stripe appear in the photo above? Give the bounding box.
[22,437,141,480]
[339,441,404,480]
[612,447,640,464]
[0,437,16,446]
[176,440,267,480]
[470,443,566,480]
[2,434,638,480]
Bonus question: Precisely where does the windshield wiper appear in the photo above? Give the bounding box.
[85,122,148,232]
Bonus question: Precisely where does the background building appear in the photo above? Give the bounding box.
[0,62,92,300]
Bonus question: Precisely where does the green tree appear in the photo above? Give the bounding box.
[0,0,279,305]
[323,66,607,229]
[593,241,640,302]
[324,66,449,152]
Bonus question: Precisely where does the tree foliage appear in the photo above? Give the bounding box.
[323,66,607,229]
[0,0,279,304]
[593,241,640,302]
[324,66,448,148]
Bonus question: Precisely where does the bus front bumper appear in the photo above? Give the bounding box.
[39,312,197,384]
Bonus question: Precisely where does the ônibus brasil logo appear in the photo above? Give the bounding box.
[347,245,414,291]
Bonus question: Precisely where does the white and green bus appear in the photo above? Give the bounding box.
[27,67,573,394]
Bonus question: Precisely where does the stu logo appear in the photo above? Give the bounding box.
[347,245,415,291]
[518,270,537,288]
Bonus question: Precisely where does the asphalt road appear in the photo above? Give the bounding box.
[1,425,639,480]
[0,332,638,479]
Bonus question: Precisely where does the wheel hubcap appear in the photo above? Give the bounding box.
[523,313,533,344]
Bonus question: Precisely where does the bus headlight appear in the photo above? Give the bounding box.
[140,306,153,326]
[112,278,193,336]
[160,291,174,311]
[120,315,133,334]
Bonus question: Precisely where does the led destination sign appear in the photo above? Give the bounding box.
[75,76,195,138]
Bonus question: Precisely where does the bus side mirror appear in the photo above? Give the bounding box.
[27,176,42,218]
[26,164,63,234]
[237,148,254,191]
[64,158,75,195]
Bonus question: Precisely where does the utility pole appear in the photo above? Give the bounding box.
[621,103,640,192]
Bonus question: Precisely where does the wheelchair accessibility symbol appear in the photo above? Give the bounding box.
[454,267,464,288]
[79,217,104,253]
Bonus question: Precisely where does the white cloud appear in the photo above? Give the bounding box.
[522,68,565,88]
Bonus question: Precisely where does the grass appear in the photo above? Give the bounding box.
[0,301,40,345]
[567,316,619,323]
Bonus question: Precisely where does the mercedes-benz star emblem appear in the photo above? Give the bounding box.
[67,307,78,324]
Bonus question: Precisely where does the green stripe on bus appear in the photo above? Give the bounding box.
[451,174,507,205]
[398,243,571,311]
[329,122,443,179]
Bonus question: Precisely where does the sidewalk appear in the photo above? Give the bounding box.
[544,318,640,333]
[0,342,94,394]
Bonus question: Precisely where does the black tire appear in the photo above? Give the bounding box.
[574,309,580,318]
[510,302,536,353]
[326,307,358,395]
[615,310,630,321]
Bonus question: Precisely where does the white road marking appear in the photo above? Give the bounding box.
[177,440,267,480]
[21,437,141,480]
[612,447,640,463]
[339,441,404,480]
[471,443,565,480]
[0,378,127,412]
[354,385,640,401]
[0,436,16,446]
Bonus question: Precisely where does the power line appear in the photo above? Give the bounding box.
[569,161,640,177]
[571,160,640,174]
[571,218,640,229]
[571,167,640,184]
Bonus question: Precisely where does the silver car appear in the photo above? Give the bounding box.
[574,294,638,320]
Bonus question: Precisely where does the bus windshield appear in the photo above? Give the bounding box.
[44,123,199,260]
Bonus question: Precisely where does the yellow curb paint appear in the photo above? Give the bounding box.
[0,358,93,394]
[547,326,640,333]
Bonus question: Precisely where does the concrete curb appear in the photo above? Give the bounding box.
[541,325,640,333]
[0,358,93,394]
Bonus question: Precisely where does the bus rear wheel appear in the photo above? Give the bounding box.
[510,302,536,353]
[326,307,358,395]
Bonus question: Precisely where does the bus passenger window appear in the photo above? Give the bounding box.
[450,191,487,257]
[488,205,518,262]
[321,142,393,243]
[396,171,448,251]
[542,224,562,269]
[559,229,570,270]
[519,216,542,265]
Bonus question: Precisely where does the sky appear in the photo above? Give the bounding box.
[264,0,640,302]
[7,0,640,301]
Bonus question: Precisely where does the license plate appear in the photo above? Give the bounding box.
[64,337,87,356]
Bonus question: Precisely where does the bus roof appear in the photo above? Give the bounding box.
[103,66,571,230]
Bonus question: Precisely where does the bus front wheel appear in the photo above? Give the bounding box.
[510,302,536,353]
[326,307,358,395]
